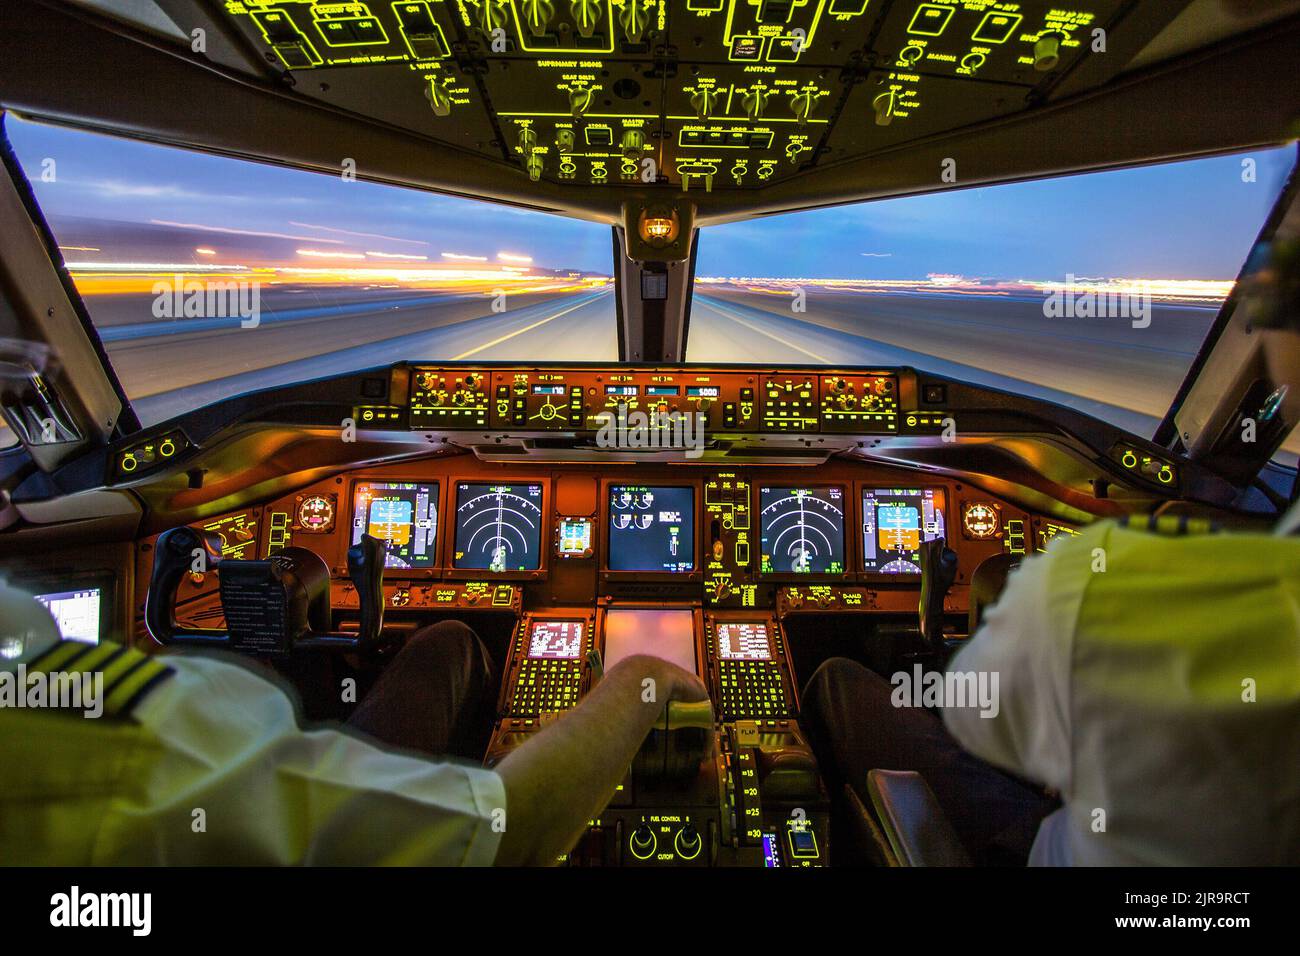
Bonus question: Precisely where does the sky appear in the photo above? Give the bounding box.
[6,115,1296,281]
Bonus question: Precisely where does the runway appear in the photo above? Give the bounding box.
[89,281,1217,439]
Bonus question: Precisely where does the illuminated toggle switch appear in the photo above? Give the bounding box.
[872,90,896,126]
[690,88,718,121]
[526,153,544,182]
[556,127,575,151]
[425,75,453,117]
[620,128,645,161]
[518,126,537,153]
[520,0,554,36]
[619,0,649,43]
[571,0,602,38]
[742,87,769,121]
[1034,31,1065,71]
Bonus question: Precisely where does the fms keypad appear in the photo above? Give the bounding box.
[510,620,585,716]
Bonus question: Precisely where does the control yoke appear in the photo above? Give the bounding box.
[917,536,958,650]
[145,526,385,654]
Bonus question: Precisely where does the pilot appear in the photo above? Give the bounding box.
[801,300,1300,866]
[0,586,707,865]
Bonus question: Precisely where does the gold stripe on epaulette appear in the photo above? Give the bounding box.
[21,639,174,719]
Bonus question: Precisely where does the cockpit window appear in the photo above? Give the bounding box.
[689,146,1299,458]
[4,115,615,428]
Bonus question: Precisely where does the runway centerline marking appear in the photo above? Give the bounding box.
[452,292,608,360]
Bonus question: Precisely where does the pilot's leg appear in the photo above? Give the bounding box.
[348,619,496,759]
[802,657,1055,865]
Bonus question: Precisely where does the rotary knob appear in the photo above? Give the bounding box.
[556,127,575,151]
[1034,32,1065,72]
[568,85,594,117]
[477,0,508,36]
[742,87,769,121]
[571,0,602,38]
[873,90,896,127]
[689,88,718,121]
[619,0,648,43]
[425,76,454,117]
[790,89,821,126]
[520,0,553,36]
[620,128,645,161]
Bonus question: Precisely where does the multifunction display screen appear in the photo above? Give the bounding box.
[607,485,695,572]
[861,488,946,574]
[759,486,846,575]
[352,482,438,569]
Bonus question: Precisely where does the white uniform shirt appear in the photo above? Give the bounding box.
[943,517,1300,866]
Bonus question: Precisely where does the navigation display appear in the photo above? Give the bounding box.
[453,482,544,571]
[716,622,772,661]
[352,482,438,569]
[34,588,101,645]
[528,621,585,660]
[862,488,947,574]
[607,485,695,572]
[759,486,846,575]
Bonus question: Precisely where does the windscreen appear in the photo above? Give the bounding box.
[3,114,615,433]
[689,146,1300,462]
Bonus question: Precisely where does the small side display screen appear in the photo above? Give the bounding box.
[352,482,438,569]
[716,622,772,661]
[453,482,544,571]
[34,589,101,645]
[608,485,695,573]
[862,488,946,574]
[759,486,846,575]
[556,517,593,557]
[528,620,585,659]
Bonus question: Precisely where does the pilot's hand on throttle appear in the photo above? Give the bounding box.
[611,653,709,706]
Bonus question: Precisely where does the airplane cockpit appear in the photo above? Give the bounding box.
[1,0,1299,881]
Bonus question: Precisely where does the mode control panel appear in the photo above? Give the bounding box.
[411,368,489,429]
[820,374,899,433]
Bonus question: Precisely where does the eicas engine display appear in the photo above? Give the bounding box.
[608,485,695,572]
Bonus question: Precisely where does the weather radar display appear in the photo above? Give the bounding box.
[861,488,946,574]
[453,482,544,571]
[352,482,438,569]
[608,485,695,572]
[759,486,845,575]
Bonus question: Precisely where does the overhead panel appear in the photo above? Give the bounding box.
[219,1,1135,191]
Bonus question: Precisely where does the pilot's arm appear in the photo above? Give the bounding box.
[4,608,705,865]
[494,654,709,866]
[140,652,705,866]
[939,547,1078,793]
